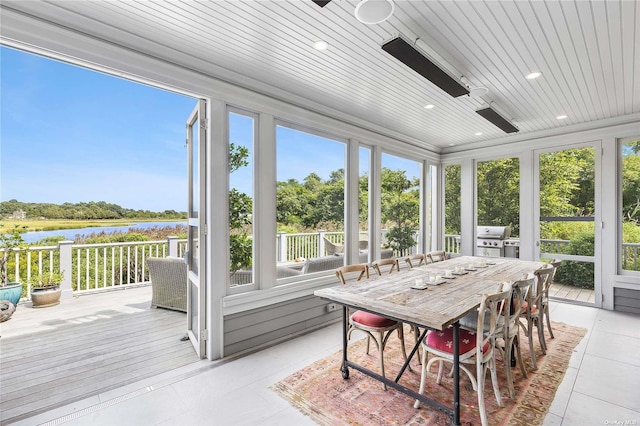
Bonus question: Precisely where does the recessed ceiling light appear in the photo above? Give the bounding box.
[313,40,328,50]
[424,104,435,109]
[449,143,455,146]
[475,132,483,136]
[526,72,542,80]
[556,115,568,120]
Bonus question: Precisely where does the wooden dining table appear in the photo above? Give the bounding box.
[314,255,546,425]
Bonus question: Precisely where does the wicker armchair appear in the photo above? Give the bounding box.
[147,257,187,313]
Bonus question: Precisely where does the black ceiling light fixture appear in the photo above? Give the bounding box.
[312,0,332,7]
[476,106,519,133]
[381,36,469,98]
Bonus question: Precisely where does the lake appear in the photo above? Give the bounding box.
[21,221,187,244]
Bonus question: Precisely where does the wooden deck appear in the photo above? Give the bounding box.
[549,282,595,304]
[0,286,199,424]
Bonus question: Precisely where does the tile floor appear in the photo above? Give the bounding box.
[11,302,640,426]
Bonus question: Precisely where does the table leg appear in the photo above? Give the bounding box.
[341,306,349,379]
[453,322,460,425]
[394,327,427,383]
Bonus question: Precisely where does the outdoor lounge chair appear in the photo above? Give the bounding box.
[147,256,187,313]
[323,237,344,255]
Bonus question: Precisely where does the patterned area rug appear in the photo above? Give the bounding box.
[271,322,586,425]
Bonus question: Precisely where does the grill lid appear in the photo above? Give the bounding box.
[477,226,511,239]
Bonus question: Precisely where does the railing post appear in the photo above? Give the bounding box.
[277,232,287,262]
[168,236,178,257]
[318,230,326,257]
[59,240,74,300]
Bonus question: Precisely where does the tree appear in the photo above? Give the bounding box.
[444,165,461,235]
[477,158,520,234]
[303,169,344,226]
[380,168,419,253]
[229,143,253,275]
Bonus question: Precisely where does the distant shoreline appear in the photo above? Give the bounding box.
[0,218,187,234]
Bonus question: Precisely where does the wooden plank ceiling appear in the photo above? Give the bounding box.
[2,0,639,151]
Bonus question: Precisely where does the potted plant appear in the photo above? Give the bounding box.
[0,224,26,308]
[30,271,63,308]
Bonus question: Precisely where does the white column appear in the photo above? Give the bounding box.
[167,236,179,257]
[460,158,475,256]
[318,230,326,257]
[58,240,74,300]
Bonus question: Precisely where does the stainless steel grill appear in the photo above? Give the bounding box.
[503,238,520,258]
[477,226,511,257]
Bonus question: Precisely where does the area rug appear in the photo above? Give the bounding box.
[271,322,586,425]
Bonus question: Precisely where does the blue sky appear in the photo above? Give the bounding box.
[2,46,419,212]
[1,46,194,211]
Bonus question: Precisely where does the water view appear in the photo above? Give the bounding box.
[21,221,187,244]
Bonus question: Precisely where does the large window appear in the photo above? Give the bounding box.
[477,157,520,237]
[275,125,346,278]
[380,153,421,258]
[620,137,640,272]
[359,146,371,258]
[444,164,461,254]
[228,111,255,288]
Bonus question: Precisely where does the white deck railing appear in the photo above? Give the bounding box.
[2,236,188,299]
[7,232,637,301]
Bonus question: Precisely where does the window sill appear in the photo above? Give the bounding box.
[222,273,339,315]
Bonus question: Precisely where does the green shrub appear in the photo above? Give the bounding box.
[385,224,416,256]
[554,232,594,289]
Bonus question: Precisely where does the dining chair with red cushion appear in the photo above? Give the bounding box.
[414,286,511,426]
[336,263,408,390]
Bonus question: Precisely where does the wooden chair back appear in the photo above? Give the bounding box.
[371,258,400,275]
[404,254,426,268]
[335,263,369,284]
[533,265,555,305]
[427,250,448,263]
[476,286,512,356]
[509,276,534,327]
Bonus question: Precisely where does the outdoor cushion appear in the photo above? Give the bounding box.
[351,310,397,328]
[424,328,489,355]
[521,301,538,313]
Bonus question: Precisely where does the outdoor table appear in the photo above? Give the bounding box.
[314,256,545,425]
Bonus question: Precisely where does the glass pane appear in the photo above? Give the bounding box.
[191,120,199,218]
[190,280,199,337]
[381,153,421,258]
[540,148,595,220]
[444,164,461,255]
[539,147,595,304]
[359,147,370,256]
[228,112,255,287]
[188,226,199,274]
[477,157,520,236]
[546,259,595,303]
[427,164,437,252]
[540,221,594,257]
[621,138,640,272]
[275,125,346,279]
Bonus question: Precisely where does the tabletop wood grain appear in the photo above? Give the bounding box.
[314,256,546,330]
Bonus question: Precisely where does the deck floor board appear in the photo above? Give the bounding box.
[0,286,199,423]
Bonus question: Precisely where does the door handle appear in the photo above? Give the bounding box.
[536,241,540,247]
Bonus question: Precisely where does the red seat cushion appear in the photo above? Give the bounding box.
[521,301,538,313]
[425,328,489,355]
[351,310,397,328]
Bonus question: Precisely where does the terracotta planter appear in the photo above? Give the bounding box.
[31,286,61,308]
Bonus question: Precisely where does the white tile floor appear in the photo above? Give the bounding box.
[11,302,640,426]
